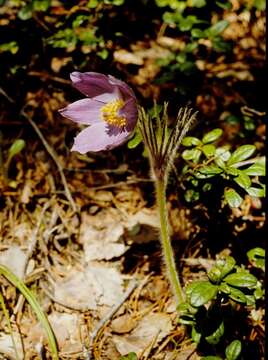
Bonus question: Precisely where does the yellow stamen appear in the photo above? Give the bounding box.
[101,99,126,128]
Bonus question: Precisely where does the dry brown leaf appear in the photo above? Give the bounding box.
[0,246,27,279]
[112,312,173,357]
[111,314,137,334]
[0,332,24,360]
[52,264,124,310]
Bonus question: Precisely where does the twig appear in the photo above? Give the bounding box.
[86,279,138,360]
[0,86,77,212]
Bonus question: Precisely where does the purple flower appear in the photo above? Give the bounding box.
[59,72,138,153]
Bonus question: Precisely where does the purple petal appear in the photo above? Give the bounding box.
[70,72,114,98]
[120,97,138,132]
[71,122,129,153]
[59,98,103,125]
[108,75,136,100]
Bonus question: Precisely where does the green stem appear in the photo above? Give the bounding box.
[155,175,184,305]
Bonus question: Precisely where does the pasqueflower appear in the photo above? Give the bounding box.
[59,72,138,153]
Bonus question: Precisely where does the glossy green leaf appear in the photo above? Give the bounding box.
[199,164,223,175]
[182,136,202,147]
[224,272,257,289]
[234,172,251,189]
[228,287,247,303]
[224,188,243,208]
[246,185,265,197]
[225,340,242,360]
[219,282,231,294]
[227,145,256,166]
[205,321,224,345]
[208,257,236,283]
[182,148,202,162]
[189,281,218,307]
[243,162,265,176]
[202,144,216,158]
[202,128,223,144]
[215,146,231,162]
[225,167,239,176]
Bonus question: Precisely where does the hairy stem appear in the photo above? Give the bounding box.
[155,175,184,305]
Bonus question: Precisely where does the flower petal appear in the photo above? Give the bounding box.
[71,122,129,153]
[59,98,103,125]
[108,75,136,100]
[70,72,114,98]
[120,97,138,132]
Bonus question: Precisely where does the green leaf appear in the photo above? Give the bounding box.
[202,128,223,144]
[128,131,142,149]
[234,172,251,189]
[247,247,265,270]
[182,149,202,162]
[182,136,202,147]
[228,287,247,303]
[225,167,239,176]
[18,3,33,20]
[207,20,229,37]
[254,287,264,300]
[254,0,265,10]
[216,0,232,9]
[8,139,26,158]
[205,321,224,345]
[224,188,243,208]
[219,282,231,294]
[191,326,202,343]
[33,0,51,11]
[189,281,218,307]
[120,353,138,360]
[199,164,223,175]
[224,272,257,289]
[225,340,242,360]
[208,257,236,283]
[246,185,265,197]
[0,41,19,54]
[244,162,265,176]
[185,189,200,202]
[202,144,216,158]
[191,0,206,7]
[227,145,256,166]
[191,28,205,38]
[201,357,222,360]
[215,146,231,162]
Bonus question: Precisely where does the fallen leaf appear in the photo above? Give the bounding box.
[112,312,173,357]
[52,264,124,310]
[0,246,27,279]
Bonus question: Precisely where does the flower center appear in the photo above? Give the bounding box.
[101,99,126,128]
